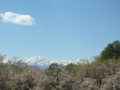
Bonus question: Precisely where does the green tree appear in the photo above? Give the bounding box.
[48,63,59,70]
[65,63,76,73]
[100,40,120,61]
[46,63,63,89]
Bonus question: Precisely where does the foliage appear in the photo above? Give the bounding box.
[100,40,120,61]
[65,63,76,73]
[48,63,59,70]
[45,63,64,89]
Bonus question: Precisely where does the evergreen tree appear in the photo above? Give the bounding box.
[100,40,120,61]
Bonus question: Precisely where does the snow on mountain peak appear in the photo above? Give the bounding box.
[3,56,83,70]
[22,57,83,70]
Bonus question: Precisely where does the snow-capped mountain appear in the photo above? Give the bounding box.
[4,56,83,70]
[23,57,50,70]
[23,56,82,70]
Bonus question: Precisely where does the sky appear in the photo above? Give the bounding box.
[0,0,120,61]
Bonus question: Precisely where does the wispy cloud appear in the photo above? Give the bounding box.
[0,12,35,26]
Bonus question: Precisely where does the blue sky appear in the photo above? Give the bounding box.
[0,0,120,61]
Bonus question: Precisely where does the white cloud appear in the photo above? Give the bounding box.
[0,12,35,26]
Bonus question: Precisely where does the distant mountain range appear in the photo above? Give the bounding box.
[4,56,83,70]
